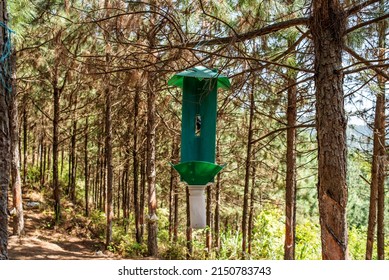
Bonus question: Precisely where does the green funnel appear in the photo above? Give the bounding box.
[168,66,231,90]
[172,161,224,185]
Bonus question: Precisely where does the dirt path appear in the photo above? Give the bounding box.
[8,192,119,260]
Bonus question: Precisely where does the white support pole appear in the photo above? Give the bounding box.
[188,185,207,229]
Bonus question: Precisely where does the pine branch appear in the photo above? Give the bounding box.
[347,13,389,34]
[344,45,389,80]
[179,17,309,48]
[345,0,381,16]
[251,124,315,145]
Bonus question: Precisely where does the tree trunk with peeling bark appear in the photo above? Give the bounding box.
[9,52,24,236]
[375,4,386,259]
[146,0,158,257]
[311,0,349,259]
[147,78,158,257]
[284,60,298,260]
[0,0,10,259]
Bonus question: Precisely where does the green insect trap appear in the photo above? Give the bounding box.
[168,66,231,228]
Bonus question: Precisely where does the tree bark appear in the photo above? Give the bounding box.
[186,185,193,259]
[42,144,47,186]
[0,96,9,259]
[95,141,101,210]
[39,136,44,187]
[133,87,141,243]
[146,78,158,257]
[376,4,386,259]
[214,171,221,251]
[84,117,89,217]
[22,99,27,184]
[311,0,349,259]
[169,136,179,243]
[206,184,212,256]
[69,119,77,203]
[140,153,146,241]
[173,172,179,243]
[214,145,221,254]
[53,86,61,224]
[0,0,10,259]
[242,88,254,256]
[9,52,24,236]
[105,52,114,249]
[146,0,158,257]
[284,62,298,260]
[248,165,256,255]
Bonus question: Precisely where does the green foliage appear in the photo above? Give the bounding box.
[347,151,371,228]
[26,165,41,184]
[348,226,367,260]
[89,209,106,239]
[250,208,284,259]
[295,220,321,260]
[160,243,187,260]
[217,229,242,260]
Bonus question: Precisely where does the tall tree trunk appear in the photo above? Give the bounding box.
[39,136,44,187]
[60,146,64,177]
[284,64,298,260]
[248,165,256,255]
[42,144,47,186]
[169,135,179,243]
[84,117,89,217]
[121,168,128,224]
[241,88,254,256]
[95,141,101,209]
[146,0,158,256]
[311,0,348,259]
[376,5,386,259]
[206,185,212,256]
[46,145,51,183]
[53,85,61,224]
[116,172,120,219]
[102,146,107,212]
[140,153,146,241]
[133,87,141,243]
[31,135,36,168]
[214,146,221,254]
[173,156,179,243]
[168,139,175,242]
[22,99,27,184]
[105,52,114,249]
[9,52,24,236]
[70,119,77,203]
[0,0,10,258]
[146,78,158,257]
[214,171,221,250]
[186,185,192,259]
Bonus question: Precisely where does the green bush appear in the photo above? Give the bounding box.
[295,220,321,259]
[250,208,284,259]
[348,226,366,260]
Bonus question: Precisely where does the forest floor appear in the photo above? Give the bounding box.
[8,189,119,260]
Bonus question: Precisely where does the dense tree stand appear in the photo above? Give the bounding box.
[1,0,387,263]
